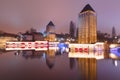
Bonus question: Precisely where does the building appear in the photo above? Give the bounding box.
[112,26,116,38]
[46,21,55,34]
[78,4,97,43]
[45,21,56,41]
[22,32,44,41]
[22,32,33,41]
[46,33,56,41]
[33,32,44,41]
[0,32,18,49]
[69,21,76,38]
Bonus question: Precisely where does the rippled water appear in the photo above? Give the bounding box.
[0,50,120,80]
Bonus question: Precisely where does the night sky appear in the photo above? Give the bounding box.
[0,0,120,35]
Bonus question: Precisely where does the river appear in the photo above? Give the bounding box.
[0,50,120,80]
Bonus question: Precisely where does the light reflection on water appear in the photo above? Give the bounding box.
[0,49,120,80]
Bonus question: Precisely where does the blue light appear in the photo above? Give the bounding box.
[57,43,68,53]
[110,47,120,57]
[42,53,46,59]
[58,43,68,49]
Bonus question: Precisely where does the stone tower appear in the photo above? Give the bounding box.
[46,21,55,34]
[78,4,97,43]
[45,21,56,41]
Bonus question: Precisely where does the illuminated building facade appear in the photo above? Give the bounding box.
[45,21,56,41]
[46,33,56,41]
[0,33,17,49]
[78,4,97,43]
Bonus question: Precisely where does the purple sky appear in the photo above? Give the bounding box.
[0,0,120,35]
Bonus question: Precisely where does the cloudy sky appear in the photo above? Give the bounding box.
[0,0,120,35]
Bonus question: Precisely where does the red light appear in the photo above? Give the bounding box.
[84,48,88,52]
[28,42,32,48]
[46,42,49,48]
[6,41,49,50]
[21,43,25,48]
[6,43,8,48]
[79,48,83,52]
[40,43,44,48]
[12,43,16,48]
[75,48,78,52]
[35,42,38,48]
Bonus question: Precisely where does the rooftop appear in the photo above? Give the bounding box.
[47,21,55,26]
[80,4,95,13]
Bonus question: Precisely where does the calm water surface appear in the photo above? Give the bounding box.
[0,50,120,80]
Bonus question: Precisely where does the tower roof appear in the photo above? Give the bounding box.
[80,4,95,13]
[47,21,55,26]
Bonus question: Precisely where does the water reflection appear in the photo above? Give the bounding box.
[1,46,120,80]
[110,46,120,67]
[14,50,63,69]
[77,58,96,80]
[112,60,118,67]
[13,49,100,80]
[46,50,56,69]
[23,51,43,59]
[69,58,76,70]
[110,47,120,58]
[15,50,43,59]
